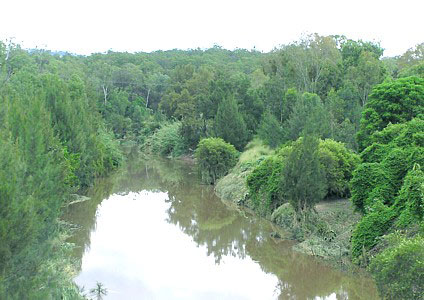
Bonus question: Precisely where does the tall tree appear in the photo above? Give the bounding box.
[215,95,248,151]
[281,135,327,215]
[357,76,424,150]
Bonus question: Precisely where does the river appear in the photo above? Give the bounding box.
[64,154,379,299]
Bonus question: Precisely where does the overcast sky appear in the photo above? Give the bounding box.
[1,0,422,56]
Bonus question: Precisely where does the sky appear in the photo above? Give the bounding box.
[1,0,423,57]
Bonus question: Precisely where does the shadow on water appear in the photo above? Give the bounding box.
[64,151,379,299]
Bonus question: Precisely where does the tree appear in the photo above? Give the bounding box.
[369,234,424,300]
[281,135,327,215]
[215,95,249,151]
[357,76,424,150]
[257,109,285,148]
[195,138,239,184]
[346,51,385,106]
[286,92,331,141]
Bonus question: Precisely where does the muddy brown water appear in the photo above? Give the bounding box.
[65,155,379,300]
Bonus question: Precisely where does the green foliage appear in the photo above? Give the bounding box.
[351,201,395,261]
[215,95,249,151]
[247,138,358,215]
[257,109,285,148]
[271,203,296,228]
[286,92,331,141]
[369,234,424,300]
[195,138,239,184]
[350,163,394,213]
[0,43,122,298]
[352,119,424,212]
[282,135,327,214]
[0,36,420,298]
[318,139,360,197]
[357,76,424,150]
[144,121,187,157]
[395,167,424,228]
[247,153,287,215]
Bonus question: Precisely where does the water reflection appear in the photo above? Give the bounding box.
[64,154,379,299]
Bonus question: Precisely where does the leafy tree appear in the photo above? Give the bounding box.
[346,51,385,106]
[369,234,424,300]
[215,95,249,151]
[257,109,285,148]
[281,135,327,215]
[286,92,331,141]
[144,122,187,157]
[357,76,424,150]
[318,139,360,197]
[340,39,384,70]
[195,138,239,184]
[247,148,290,214]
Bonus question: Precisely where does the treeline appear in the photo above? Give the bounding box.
[0,42,122,298]
[144,35,423,156]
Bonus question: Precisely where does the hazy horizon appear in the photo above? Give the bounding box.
[1,0,423,57]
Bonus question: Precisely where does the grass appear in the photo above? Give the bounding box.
[215,138,274,205]
[239,138,274,164]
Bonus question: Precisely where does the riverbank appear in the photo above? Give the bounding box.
[215,140,361,268]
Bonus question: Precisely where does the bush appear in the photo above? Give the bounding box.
[395,167,424,228]
[369,234,424,300]
[271,203,296,228]
[318,139,360,198]
[351,202,395,261]
[247,138,359,215]
[357,76,424,151]
[144,121,187,157]
[350,163,394,213]
[195,138,239,184]
[247,153,286,215]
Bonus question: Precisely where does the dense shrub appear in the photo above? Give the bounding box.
[395,168,424,228]
[357,76,424,150]
[360,143,390,163]
[350,163,394,213]
[247,153,286,215]
[195,138,239,184]
[351,202,395,261]
[353,118,424,212]
[318,139,360,198]
[247,138,359,215]
[144,121,187,157]
[369,234,424,300]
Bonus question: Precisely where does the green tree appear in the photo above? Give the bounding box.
[215,95,249,151]
[357,76,424,150]
[281,135,327,215]
[195,138,239,184]
[257,109,285,148]
[369,234,424,300]
[286,92,331,141]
